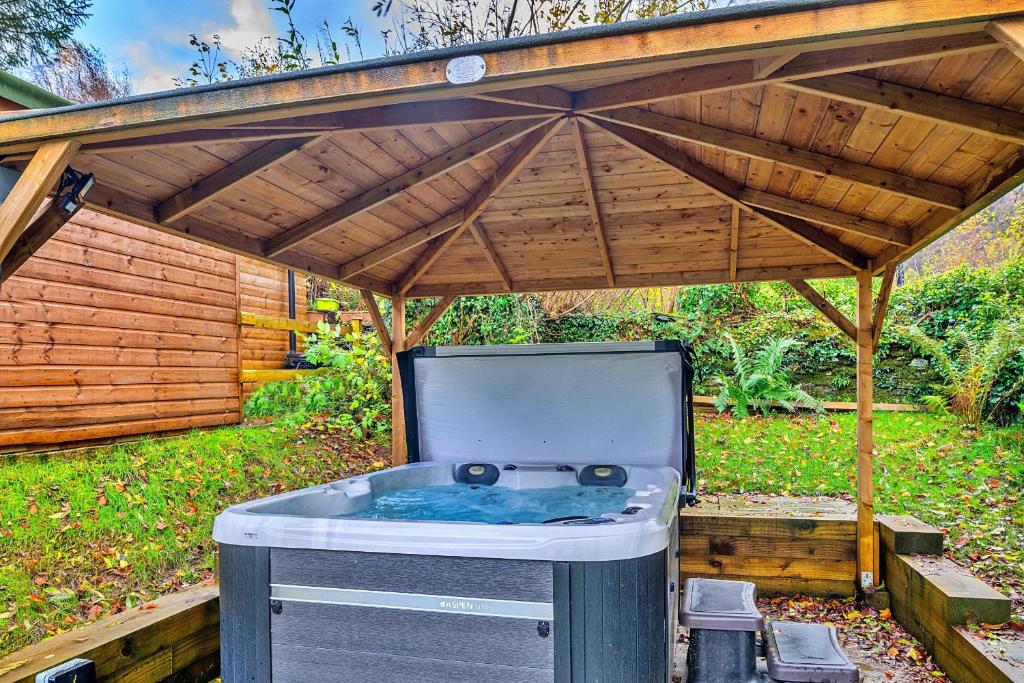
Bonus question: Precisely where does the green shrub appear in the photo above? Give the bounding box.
[244,325,392,440]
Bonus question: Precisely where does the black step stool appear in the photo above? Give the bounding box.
[763,621,859,683]
[680,578,764,683]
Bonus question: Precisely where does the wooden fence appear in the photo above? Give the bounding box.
[0,209,352,454]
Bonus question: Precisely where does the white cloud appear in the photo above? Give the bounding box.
[211,0,276,58]
[122,41,180,94]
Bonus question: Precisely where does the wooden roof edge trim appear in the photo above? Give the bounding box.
[873,152,1024,274]
[0,0,1020,153]
[405,263,855,298]
[573,30,1001,112]
[83,182,396,296]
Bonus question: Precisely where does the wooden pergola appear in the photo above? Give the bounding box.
[2,0,1024,592]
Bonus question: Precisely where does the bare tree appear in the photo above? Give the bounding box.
[32,41,132,103]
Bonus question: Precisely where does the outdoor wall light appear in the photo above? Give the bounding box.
[55,166,95,216]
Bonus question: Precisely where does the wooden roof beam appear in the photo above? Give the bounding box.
[336,210,464,281]
[987,17,1024,62]
[157,136,320,223]
[84,181,395,295]
[359,289,392,355]
[788,279,858,341]
[873,267,895,353]
[468,221,512,291]
[587,118,867,270]
[589,107,964,209]
[398,118,566,295]
[573,32,999,112]
[474,86,572,111]
[0,139,79,265]
[738,188,914,246]
[783,74,1024,145]
[568,116,615,287]
[263,117,556,257]
[873,153,1024,273]
[406,263,855,298]
[405,295,456,348]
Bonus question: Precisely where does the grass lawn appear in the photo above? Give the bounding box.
[0,411,1020,659]
[0,424,385,657]
[698,412,1024,606]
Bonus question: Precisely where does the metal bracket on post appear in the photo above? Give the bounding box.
[860,571,874,589]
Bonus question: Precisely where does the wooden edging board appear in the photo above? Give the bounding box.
[0,583,219,683]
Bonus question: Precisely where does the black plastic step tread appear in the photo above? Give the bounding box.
[679,578,764,631]
[764,621,859,683]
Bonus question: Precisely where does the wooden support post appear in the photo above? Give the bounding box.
[0,139,79,263]
[856,269,877,589]
[872,267,895,353]
[391,295,407,467]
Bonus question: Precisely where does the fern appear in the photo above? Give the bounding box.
[713,333,822,418]
[897,316,1024,426]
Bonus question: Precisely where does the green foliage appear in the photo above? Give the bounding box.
[0,0,91,70]
[244,325,391,441]
[713,334,822,417]
[898,317,1024,427]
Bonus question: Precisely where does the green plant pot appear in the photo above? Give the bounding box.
[313,297,341,312]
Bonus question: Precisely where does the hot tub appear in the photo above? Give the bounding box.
[214,341,697,682]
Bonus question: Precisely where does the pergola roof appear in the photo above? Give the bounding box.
[3,0,1024,297]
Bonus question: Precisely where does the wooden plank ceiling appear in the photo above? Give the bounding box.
[4,2,1024,297]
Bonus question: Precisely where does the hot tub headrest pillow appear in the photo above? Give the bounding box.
[455,463,500,485]
[578,465,628,487]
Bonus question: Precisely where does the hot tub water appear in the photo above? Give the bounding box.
[340,483,637,524]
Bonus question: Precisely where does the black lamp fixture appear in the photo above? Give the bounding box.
[55,166,95,216]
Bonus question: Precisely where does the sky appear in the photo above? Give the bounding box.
[76,0,391,94]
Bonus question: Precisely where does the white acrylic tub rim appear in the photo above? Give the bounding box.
[213,461,680,562]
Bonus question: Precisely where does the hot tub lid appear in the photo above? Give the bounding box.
[397,341,695,480]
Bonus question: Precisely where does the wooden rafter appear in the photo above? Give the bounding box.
[359,289,392,355]
[788,278,857,341]
[589,107,963,209]
[783,74,1024,145]
[872,267,895,353]
[157,137,319,223]
[728,205,740,282]
[398,118,567,295]
[406,263,855,298]
[873,154,1024,273]
[738,189,914,246]
[568,116,615,287]
[0,139,79,264]
[573,32,999,111]
[336,211,465,281]
[588,118,868,270]
[474,86,572,111]
[468,221,512,291]
[987,17,1024,62]
[263,117,555,257]
[0,201,82,286]
[83,182,395,295]
[405,295,456,348]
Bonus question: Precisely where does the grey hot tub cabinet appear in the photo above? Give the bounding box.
[216,341,696,682]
